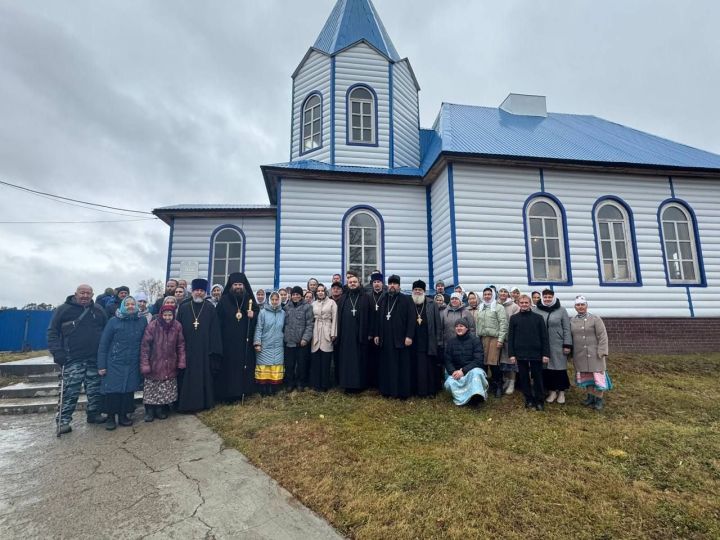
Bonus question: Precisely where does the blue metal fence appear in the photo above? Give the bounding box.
[0,310,54,352]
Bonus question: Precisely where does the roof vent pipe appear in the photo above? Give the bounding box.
[499,93,547,117]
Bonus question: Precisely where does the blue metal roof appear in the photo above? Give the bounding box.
[265,160,422,177]
[431,103,720,170]
[154,204,275,211]
[314,0,401,61]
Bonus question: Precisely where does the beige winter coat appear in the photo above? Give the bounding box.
[570,313,609,373]
[311,298,337,353]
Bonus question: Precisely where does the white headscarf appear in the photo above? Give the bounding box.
[481,287,496,310]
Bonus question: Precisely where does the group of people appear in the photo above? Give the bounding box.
[48,271,612,435]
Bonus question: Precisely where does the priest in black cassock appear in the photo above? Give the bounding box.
[410,280,441,397]
[374,274,416,399]
[176,279,222,413]
[365,271,386,387]
[336,271,371,392]
[215,272,258,402]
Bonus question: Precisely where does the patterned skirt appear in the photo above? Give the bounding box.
[575,371,613,392]
[143,378,178,405]
[444,367,488,406]
[255,364,284,385]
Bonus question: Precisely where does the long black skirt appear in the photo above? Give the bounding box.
[310,350,334,391]
[103,392,136,415]
[543,368,570,391]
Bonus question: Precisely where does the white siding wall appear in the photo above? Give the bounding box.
[279,179,428,286]
[430,168,453,284]
[391,60,420,168]
[672,177,720,317]
[334,43,390,168]
[291,51,331,163]
[450,164,716,317]
[453,165,537,292]
[169,217,275,290]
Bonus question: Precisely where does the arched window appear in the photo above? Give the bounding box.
[660,202,701,284]
[301,93,322,153]
[344,208,382,285]
[594,199,638,284]
[525,196,569,283]
[211,227,244,286]
[348,85,376,145]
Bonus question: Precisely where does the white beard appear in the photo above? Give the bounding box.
[192,296,204,303]
[412,294,425,305]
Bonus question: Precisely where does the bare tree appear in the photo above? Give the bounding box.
[137,278,164,303]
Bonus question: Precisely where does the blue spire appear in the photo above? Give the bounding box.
[313,0,401,61]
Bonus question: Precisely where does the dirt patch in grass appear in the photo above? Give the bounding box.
[0,350,49,364]
[201,354,720,539]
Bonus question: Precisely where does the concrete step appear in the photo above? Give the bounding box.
[0,356,58,377]
[0,391,144,415]
[0,381,62,399]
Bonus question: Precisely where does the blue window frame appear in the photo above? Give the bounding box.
[209,225,246,286]
[341,206,384,285]
[523,193,572,285]
[300,92,323,155]
[592,197,642,286]
[658,200,705,286]
[346,84,378,146]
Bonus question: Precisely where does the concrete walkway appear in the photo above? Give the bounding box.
[0,413,342,539]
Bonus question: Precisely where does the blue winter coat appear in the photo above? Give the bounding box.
[253,305,285,366]
[98,315,147,394]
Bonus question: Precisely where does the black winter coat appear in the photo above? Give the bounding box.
[47,295,107,364]
[444,333,484,375]
[508,310,550,361]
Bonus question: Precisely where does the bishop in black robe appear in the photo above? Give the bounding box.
[375,275,415,399]
[409,281,441,397]
[336,280,371,391]
[215,272,258,402]
[177,285,222,413]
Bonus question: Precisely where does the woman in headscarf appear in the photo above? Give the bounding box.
[209,284,224,307]
[571,296,612,410]
[474,286,509,398]
[97,296,147,430]
[134,292,153,323]
[310,284,337,391]
[498,287,520,394]
[306,278,319,298]
[535,289,572,405]
[255,288,267,307]
[140,305,186,421]
[466,291,479,316]
[253,291,285,395]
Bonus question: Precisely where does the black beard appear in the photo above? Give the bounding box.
[389,290,397,297]
[233,290,244,297]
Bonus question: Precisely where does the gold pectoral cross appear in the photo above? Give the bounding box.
[417,316,423,325]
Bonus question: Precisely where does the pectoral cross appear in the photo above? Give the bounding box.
[193,320,199,330]
[417,316,423,325]
[375,305,379,311]
[236,311,243,321]
[351,308,357,317]
[386,313,391,321]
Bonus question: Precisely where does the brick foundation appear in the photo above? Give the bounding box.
[603,317,720,354]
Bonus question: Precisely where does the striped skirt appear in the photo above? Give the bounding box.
[255,364,284,385]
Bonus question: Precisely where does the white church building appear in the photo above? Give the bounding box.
[154,0,720,352]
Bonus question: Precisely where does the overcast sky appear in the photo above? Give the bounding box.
[1,0,718,307]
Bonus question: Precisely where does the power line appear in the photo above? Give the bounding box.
[0,179,155,215]
[0,218,158,224]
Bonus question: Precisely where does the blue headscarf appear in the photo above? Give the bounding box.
[116,296,138,319]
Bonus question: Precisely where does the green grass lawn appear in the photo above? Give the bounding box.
[201,354,720,539]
